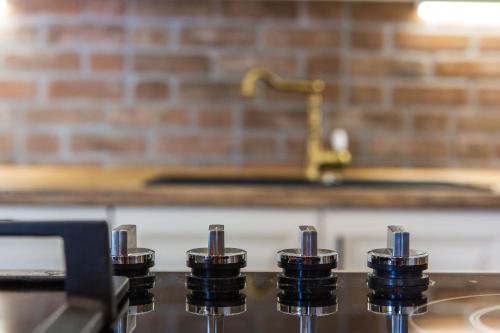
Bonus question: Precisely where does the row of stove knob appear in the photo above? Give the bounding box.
[110,224,429,293]
[109,224,429,333]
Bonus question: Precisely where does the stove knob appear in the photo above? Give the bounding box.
[277,226,338,316]
[111,225,155,292]
[367,226,429,298]
[186,225,246,299]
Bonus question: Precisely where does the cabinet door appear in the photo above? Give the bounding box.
[321,209,500,272]
[0,205,108,270]
[113,207,320,271]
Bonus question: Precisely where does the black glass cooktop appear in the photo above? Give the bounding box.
[4,272,500,332]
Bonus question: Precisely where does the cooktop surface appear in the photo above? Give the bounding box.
[4,272,500,333]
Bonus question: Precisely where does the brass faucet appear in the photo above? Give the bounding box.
[241,68,351,182]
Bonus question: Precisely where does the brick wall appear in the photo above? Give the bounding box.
[1,0,500,167]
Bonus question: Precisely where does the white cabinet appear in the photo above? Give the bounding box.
[320,209,500,272]
[113,207,320,271]
[0,205,108,270]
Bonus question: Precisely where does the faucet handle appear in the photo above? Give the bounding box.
[330,128,349,151]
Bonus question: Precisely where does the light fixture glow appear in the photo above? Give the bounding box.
[0,0,6,14]
[418,1,500,25]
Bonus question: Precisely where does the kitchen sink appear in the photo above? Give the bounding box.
[145,175,490,191]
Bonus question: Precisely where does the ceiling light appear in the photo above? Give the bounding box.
[418,0,500,25]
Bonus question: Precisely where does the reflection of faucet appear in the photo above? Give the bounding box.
[241,68,351,182]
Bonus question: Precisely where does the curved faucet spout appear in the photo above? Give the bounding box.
[241,67,325,97]
[240,67,351,182]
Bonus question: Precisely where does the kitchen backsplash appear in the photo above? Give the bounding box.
[0,0,499,167]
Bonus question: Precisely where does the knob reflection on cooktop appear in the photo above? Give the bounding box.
[2,273,500,332]
[141,273,500,333]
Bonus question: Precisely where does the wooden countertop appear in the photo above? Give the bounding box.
[0,165,499,208]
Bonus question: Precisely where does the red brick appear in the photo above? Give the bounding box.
[323,82,340,102]
[458,113,500,132]
[109,107,189,127]
[181,27,255,46]
[0,133,13,161]
[135,81,169,100]
[26,133,59,154]
[350,86,383,105]
[351,29,384,50]
[136,0,214,17]
[0,109,14,127]
[49,80,122,100]
[243,109,306,130]
[456,137,492,159]
[265,27,340,48]
[8,0,83,15]
[0,26,37,43]
[48,25,124,44]
[242,135,277,156]
[72,134,146,154]
[394,85,467,106]
[179,81,240,102]
[368,137,447,158]
[91,54,123,71]
[395,32,468,51]
[479,89,500,106]
[362,111,403,130]
[286,134,306,160]
[351,3,417,21]
[436,60,500,78]
[198,108,233,128]
[86,0,126,15]
[133,27,169,45]
[351,57,425,77]
[414,113,448,131]
[134,54,209,74]
[306,2,341,19]
[307,55,340,77]
[25,108,103,124]
[0,81,36,99]
[480,37,500,51]
[157,134,232,155]
[217,53,298,76]
[221,1,297,19]
[4,52,79,70]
